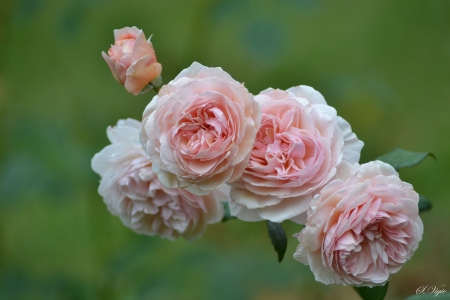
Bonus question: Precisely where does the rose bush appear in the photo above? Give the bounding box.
[229,87,363,223]
[293,161,423,286]
[91,119,225,241]
[140,62,261,196]
[102,26,162,95]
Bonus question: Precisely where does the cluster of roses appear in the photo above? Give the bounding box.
[92,27,423,287]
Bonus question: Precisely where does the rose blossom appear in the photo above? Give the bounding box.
[293,161,423,286]
[140,62,261,195]
[102,26,162,95]
[229,87,363,223]
[91,119,225,241]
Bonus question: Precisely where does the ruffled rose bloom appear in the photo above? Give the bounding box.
[102,26,162,95]
[140,62,261,196]
[91,119,225,241]
[293,161,423,286]
[229,87,363,223]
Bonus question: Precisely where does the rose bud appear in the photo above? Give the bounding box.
[102,26,162,95]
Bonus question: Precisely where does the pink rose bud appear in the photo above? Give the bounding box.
[102,26,162,95]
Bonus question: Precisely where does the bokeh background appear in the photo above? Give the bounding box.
[1,0,449,299]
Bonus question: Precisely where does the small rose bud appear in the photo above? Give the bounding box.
[102,26,162,95]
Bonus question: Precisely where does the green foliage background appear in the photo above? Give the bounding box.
[1,0,449,299]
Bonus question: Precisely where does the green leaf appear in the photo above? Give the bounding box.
[418,194,432,213]
[405,292,450,299]
[266,221,287,263]
[376,148,435,170]
[221,202,236,222]
[354,282,389,300]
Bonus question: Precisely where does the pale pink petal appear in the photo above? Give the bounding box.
[256,194,312,222]
[287,85,327,105]
[338,117,364,163]
[102,51,122,83]
[230,187,283,209]
[131,30,156,65]
[125,56,162,95]
[228,198,263,222]
[114,26,140,41]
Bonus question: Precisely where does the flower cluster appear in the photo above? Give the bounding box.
[93,26,424,289]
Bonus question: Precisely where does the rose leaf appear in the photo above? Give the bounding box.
[354,282,389,300]
[266,221,287,263]
[418,194,432,213]
[376,148,435,170]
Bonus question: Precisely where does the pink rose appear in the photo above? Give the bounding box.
[91,119,225,241]
[140,62,261,195]
[229,87,363,223]
[293,161,423,286]
[102,26,162,95]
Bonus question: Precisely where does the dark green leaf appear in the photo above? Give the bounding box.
[418,194,432,213]
[266,221,287,263]
[405,292,450,300]
[376,148,435,170]
[354,282,389,300]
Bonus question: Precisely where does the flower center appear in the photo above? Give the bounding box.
[248,105,321,180]
[328,197,413,280]
[175,103,230,158]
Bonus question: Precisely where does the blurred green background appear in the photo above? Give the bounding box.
[1,0,449,299]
